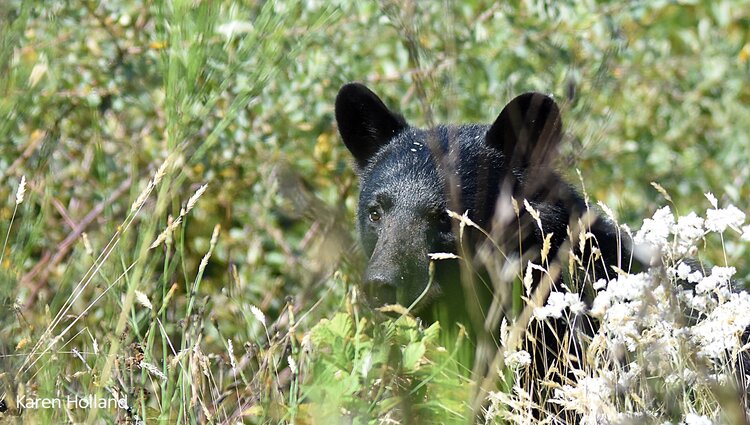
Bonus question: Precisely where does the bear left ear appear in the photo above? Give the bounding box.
[485,92,562,169]
[335,83,408,168]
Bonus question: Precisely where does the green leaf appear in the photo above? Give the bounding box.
[402,342,426,371]
[328,312,353,339]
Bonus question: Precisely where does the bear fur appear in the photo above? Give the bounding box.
[335,82,625,318]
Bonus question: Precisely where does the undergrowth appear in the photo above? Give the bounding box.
[1,1,750,424]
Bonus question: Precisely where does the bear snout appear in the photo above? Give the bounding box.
[362,250,430,308]
[362,270,399,306]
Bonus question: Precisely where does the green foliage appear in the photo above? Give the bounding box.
[0,0,748,423]
[302,311,471,423]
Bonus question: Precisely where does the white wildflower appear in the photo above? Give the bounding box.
[590,290,612,318]
[710,266,735,282]
[534,291,568,320]
[705,204,745,233]
[683,413,713,425]
[634,206,674,249]
[15,176,26,205]
[550,377,616,425]
[673,212,705,255]
[568,294,587,315]
[695,266,735,294]
[597,272,652,306]
[534,291,585,320]
[688,270,703,284]
[691,291,750,359]
[504,349,531,369]
[676,262,692,280]
[591,273,654,349]
[602,302,640,352]
[593,278,607,291]
[680,289,710,314]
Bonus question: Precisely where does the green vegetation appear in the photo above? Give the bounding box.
[1,0,749,423]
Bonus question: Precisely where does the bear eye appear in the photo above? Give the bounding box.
[368,208,382,222]
[429,209,450,227]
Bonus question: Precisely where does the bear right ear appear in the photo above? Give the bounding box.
[485,92,562,170]
[335,83,407,168]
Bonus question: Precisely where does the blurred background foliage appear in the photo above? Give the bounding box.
[1,0,749,422]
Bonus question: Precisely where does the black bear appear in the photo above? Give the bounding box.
[335,82,632,419]
[335,83,625,319]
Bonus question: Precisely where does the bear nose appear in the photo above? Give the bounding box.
[362,272,398,306]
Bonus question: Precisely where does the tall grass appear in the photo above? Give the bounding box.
[1,0,336,422]
[1,1,749,424]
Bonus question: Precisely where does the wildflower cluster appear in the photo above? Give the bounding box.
[489,196,750,424]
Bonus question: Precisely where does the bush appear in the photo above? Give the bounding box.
[1,0,748,423]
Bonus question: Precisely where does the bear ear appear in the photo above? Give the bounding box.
[335,83,408,168]
[485,92,562,169]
